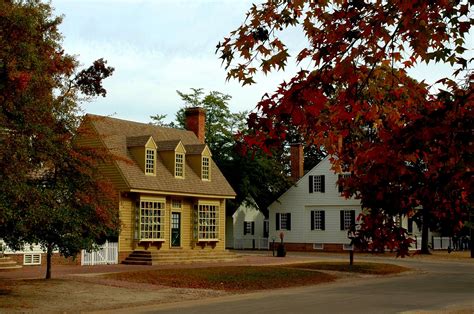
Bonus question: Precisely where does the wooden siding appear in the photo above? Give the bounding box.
[269,157,361,245]
[121,194,227,252]
[187,155,202,178]
[158,151,174,176]
[118,195,135,252]
[233,203,266,240]
[129,146,147,174]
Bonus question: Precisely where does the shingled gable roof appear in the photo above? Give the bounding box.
[127,135,155,147]
[86,114,236,198]
[184,144,208,155]
[156,139,182,152]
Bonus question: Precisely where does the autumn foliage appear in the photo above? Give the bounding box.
[218,0,473,255]
[0,0,118,277]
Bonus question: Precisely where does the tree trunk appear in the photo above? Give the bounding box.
[45,244,53,279]
[420,207,431,254]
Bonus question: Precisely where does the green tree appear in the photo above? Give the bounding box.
[0,0,119,278]
[153,88,291,214]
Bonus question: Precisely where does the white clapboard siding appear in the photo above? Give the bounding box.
[269,157,361,245]
[233,203,266,237]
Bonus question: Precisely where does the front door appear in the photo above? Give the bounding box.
[171,212,181,247]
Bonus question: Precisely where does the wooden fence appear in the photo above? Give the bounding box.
[81,241,118,266]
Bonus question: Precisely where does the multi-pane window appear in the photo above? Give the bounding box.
[340,210,355,230]
[175,153,184,177]
[309,175,325,193]
[171,199,182,209]
[276,213,291,230]
[139,200,165,240]
[202,156,210,180]
[197,204,219,240]
[244,221,254,235]
[311,210,325,230]
[145,149,155,174]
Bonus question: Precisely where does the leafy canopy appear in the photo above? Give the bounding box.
[218,0,473,255]
[0,0,118,277]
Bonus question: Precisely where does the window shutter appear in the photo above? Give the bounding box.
[338,174,343,193]
[320,175,325,193]
[321,211,325,230]
[340,211,344,230]
[309,176,314,193]
[251,222,255,235]
[243,222,247,235]
[287,213,291,230]
[276,213,280,230]
[310,211,315,230]
[350,210,355,226]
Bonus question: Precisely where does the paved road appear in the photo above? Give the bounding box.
[111,256,474,314]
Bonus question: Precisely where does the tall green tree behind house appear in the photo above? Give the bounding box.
[152,88,292,214]
[0,0,119,278]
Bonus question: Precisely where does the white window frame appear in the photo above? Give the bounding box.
[171,199,182,210]
[139,199,165,241]
[280,213,289,230]
[343,210,353,230]
[313,210,324,230]
[175,153,184,178]
[313,243,324,250]
[313,175,323,192]
[202,156,210,180]
[196,203,219,241]
[244,221,253,235]
[145,148,155,175]
[24,253,41,265]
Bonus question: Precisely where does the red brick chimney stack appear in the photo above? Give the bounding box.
[290,143,304,182]
[185,107,206,144]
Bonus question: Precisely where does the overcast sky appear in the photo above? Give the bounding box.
[53,0,472,124]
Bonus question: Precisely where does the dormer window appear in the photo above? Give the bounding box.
[175,153,184,178]
[127,135,157,176]
[202,156,210,180]
[145,148,155,174]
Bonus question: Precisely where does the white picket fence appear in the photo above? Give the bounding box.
[81,241,118,266]
[233,238,268,250]
[409,236,453,250]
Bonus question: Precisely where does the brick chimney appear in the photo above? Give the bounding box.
[185,107,206,144]
[290,143,304,182]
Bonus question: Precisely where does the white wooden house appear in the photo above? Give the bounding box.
[269,145,429,252]
[269,154,361,252]
[228,199,269,250]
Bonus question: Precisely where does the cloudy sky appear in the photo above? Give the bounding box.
[53,0,472,124]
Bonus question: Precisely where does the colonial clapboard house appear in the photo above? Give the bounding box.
[79,108,236,264]
[226,198,269,250]
[269,144,424,252]
[268,145,361,252]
